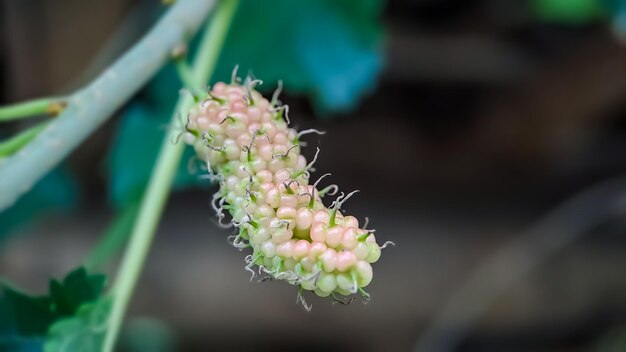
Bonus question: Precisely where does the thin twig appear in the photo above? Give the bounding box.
[414,176,626,352]
[0,122,49,157]
[0,98,66,122]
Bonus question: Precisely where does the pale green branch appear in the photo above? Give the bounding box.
[0,0,216,211]
[102,1,239,351]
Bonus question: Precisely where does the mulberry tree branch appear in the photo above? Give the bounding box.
[0,0,216,211]
[103,1,238,350]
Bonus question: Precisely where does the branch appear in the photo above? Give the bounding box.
[0,97,65,122]
[102,0,238,350]
[0,122,49,157]
[414,176,626,352]
[0,0,216,211]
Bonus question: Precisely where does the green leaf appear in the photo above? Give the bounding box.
[531,0,608,24]
[0,168,78,243]
[0,286,58,337]
[48,268,106,317]
[213,0,384,112]
[0,267,107,350]
[107,100,206,208]
[0,338,43,352]
[44,297,111,352]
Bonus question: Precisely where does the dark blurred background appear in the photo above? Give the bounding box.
[2,0,626,351]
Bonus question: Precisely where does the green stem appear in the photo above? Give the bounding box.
[0,122,49,157]
[175,58,206,99]
[0,98,65,122]
[84,201,140,271]
[102,1,239,351]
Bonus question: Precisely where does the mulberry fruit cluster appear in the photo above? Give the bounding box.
[183,78,386,306]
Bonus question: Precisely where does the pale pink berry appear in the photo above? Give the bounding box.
[255,204,275,219]
[320,249,337,272]
[271,226,293,243]
[267,158,285,173]
[295,208,313,230]
[308,242,327,260]
[336,251,357,272]
[249,157,266,173]
[258,182,273,194]
[258,144,274,161]
[231,100,247,113]
[223,140,240,160]
[225,121,246,139]
[265,188,281,208]
[279,195,298,209]
[256,170,273,184]
[341,227,358,250]
[313,209,330,223]
[273,169,291,184]
[276,206,296,220]
[276,241,295,257]
[196,116,211,130]
[236,133,252,148]
[296,155,307,170]
[247,106,261,121]
[310,222,327,243]
[274,132,288,145]
[325,226,343,248]
[293,240,310,259]
[343,216,359,229]
[245,124,259,137]
[261,122,276,138]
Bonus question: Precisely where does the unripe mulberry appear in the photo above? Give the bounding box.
[183,76,389,308]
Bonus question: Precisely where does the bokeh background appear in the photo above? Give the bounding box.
[2,0,626,351]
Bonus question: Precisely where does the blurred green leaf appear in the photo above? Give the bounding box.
[43,297,111,352]
[531,0,608,24]
[600,0,626,14]
[0,168,78,242]
[0,267,107,352]
[213,0,384,111]
[48,268,106,317]
[0,288,57,337]
[107,99,206,208]
[0,340,42,352]
[602,1,626,37]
